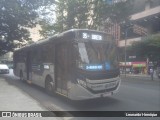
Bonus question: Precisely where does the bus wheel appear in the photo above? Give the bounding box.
[45,77,54,95]
[20,71,24,81]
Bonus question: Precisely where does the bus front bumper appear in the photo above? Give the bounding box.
[68,77,121,100]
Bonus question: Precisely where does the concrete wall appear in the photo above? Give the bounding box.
[132,0,160,14]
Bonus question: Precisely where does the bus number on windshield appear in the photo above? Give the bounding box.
[82,33,102,40]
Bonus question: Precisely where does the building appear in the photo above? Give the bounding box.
[28,24,43,42]
[119,0,160,74]
[119,0,160,47]
[0,52,13,62]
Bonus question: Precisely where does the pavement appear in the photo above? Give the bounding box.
[0,76,64,119]
[120,73,160,81]
[0,77,47,111]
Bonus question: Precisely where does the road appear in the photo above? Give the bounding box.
[0,69,160,120]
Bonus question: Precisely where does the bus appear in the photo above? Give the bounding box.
[13,29,121,100]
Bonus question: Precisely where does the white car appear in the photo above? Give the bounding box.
[0,64,9,74]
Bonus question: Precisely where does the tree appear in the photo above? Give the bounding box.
[52,0,91,33]
[128,34,160,61]
[39,0,134,36]
[0,0,55,55]
[46,0,67,34]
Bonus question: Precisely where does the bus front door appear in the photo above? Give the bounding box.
[55,43,70,95]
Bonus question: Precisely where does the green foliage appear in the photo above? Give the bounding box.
[40,0,134,36]
[0,0,54,55]
[128,34,160,61]
[39,20,55,38]
[89,0,134,29]
[53,0,91,32]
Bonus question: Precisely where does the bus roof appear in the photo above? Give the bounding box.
[14,29,108,52]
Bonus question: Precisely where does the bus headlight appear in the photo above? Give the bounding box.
[77,79,87,87]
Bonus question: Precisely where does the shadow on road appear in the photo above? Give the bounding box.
[69,97,120,110]
[2,74,121,111]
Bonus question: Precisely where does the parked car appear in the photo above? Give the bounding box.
[7,63,13,69]
[0,64,9,74]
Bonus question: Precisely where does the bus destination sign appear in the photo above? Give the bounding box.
[82,32,103,40]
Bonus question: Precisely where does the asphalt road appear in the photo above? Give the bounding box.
[0,70,160,120]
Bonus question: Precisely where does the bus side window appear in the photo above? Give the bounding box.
[30,48,43,71]
[42,44,54,63]
[16,52,25,63]
[31,49,37,64]
[31,49,40,64]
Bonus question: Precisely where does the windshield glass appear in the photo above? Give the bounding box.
[75,41,118,71]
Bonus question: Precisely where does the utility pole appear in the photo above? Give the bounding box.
[124,29,127,78]
[124,26,133,78]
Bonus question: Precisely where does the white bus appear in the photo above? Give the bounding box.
[13,29,121,100]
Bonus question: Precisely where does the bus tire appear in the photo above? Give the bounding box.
[20,71,24,81]
[45,76,54,95]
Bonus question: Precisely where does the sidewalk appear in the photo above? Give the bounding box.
[0,77,47,111]
[120,74,160,81]
[0,76,67,119]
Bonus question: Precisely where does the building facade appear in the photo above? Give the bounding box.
[119,0,160,47]
[119,0,160,74]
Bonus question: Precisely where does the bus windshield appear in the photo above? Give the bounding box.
[75,41,118,71]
